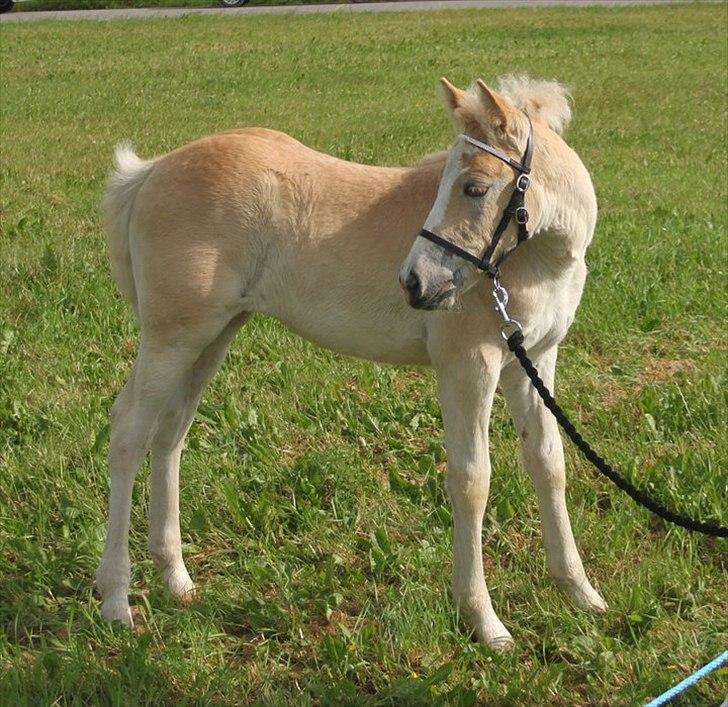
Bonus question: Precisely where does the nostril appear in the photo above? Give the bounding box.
[405,271,420,294]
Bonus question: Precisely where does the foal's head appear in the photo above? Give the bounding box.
[400,76,571,310]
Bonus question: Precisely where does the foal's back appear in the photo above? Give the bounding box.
[110,128,443,363]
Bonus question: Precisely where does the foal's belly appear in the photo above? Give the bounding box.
[259,292,432,366]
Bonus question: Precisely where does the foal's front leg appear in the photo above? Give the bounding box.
[500,346,606,612]
[436,350,513,651]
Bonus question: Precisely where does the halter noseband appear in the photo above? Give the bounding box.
[418,121,534,278]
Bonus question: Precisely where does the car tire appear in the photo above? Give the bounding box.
[219,0,249,6]
[0,0,16,13]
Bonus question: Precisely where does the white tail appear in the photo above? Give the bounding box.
[497,74,572,135]
[102,144,157,318]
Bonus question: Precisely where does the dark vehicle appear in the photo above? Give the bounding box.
[0,0,15,13]
[219,0,249,6]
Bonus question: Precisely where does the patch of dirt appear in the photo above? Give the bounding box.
[599,382,631,411]
[599,358,695,410]
[308,607,371,640]
[642,358,695,382]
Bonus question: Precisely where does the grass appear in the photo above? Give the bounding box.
[1,3,726,705]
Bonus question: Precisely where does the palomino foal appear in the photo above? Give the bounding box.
[97,75,606,650]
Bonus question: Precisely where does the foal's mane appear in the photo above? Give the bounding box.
[416,150,448,167]
[494,74,572,136]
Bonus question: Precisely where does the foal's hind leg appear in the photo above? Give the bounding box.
[500,346,607,613]
[96,319,233,624]
[148,313,250,600]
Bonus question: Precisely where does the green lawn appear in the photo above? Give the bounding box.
[1,4,726,705]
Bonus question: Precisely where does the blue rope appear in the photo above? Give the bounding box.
[645,650,728,706]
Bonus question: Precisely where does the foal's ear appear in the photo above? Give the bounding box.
[475,79,513,137]
[439,77,466,114]
[475,80,510,130]
[439,77,482,134]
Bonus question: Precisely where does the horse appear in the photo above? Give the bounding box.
[96,75,606,651]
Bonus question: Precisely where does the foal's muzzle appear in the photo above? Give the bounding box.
[401,268,456,310]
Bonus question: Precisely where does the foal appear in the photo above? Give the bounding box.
[97,75,606,650]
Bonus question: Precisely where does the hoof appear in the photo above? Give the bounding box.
[101,596,134,626]
[575,590,608,614]
[165,566,195,602]
[474,618,514,652]
[485,634,515,653]
[560,578,608,613]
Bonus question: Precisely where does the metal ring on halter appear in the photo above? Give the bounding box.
[516,174,530,192]
[500,318,523,341]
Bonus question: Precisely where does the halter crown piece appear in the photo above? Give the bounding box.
[418,119,534,278]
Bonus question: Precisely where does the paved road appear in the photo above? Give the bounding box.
[1,0,717,23]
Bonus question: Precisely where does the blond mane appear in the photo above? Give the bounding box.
[496,74,572,135]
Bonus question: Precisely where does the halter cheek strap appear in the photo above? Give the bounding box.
[418,120,534,278]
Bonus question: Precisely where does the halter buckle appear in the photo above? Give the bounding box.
[515,206,529,225]
[516,174,530,192]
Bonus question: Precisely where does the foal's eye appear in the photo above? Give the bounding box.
[464,183,488,198]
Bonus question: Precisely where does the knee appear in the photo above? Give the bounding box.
[526,459,566,492]
[521,437,565,483]
[446,464,490,508]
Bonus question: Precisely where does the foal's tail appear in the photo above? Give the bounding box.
[102,144,158,320]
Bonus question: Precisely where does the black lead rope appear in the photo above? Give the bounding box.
[506,330,728,538]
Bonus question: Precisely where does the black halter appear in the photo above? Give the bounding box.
[418,121,534,278]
